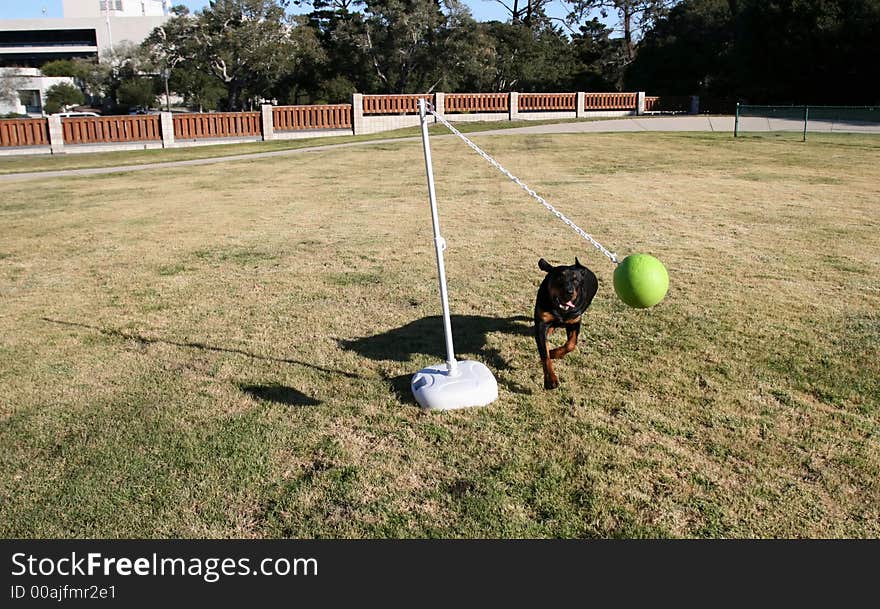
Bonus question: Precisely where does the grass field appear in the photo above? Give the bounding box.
[0,117,611,176]
[0,132,878,538]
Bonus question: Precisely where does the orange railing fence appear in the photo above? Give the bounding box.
[445,93,509,113]
[273,104,352,130]
[0,91,663,153]
[62,115,161,145]
[519,93,577,112]
[362,94,434,115]
[583,93,638,111]
[644,95,691,113]
[0,118,49,147]
[173,111,261,139]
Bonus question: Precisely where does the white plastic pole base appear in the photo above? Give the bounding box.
[411,360,498,411]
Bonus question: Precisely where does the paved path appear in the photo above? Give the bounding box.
[479,115,737,135]
[479,115,880,136]
[0,136,419,183]
[2,115,877,183]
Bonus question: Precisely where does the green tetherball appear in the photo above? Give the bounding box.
[613,254,669,308]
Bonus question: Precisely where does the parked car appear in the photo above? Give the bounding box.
[51,111,100,118]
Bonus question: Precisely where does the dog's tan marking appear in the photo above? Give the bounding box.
[550,324,580,360]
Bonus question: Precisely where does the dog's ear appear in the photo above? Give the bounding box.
[538,258,555,273]
[575,257,585,268]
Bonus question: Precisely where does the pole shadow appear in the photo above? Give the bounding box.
[237,383,321,407]
[42,317,359,380]
[41,318,340,407]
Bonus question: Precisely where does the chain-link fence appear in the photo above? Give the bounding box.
[734,104,880,140]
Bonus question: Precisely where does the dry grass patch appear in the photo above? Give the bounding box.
[0,117,616,176]
[0,132,878,538]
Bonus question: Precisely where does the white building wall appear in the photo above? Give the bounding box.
[63,0,167,18]
[0,68,75,116]
[0,16,169,60]
[92,16,169,52]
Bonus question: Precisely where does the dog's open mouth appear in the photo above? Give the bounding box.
[556,297,576,311]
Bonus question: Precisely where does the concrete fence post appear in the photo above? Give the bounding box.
[47,114,64,154]
[434,92,445,119]
[352,93,364,135]
[636,91,646,116]
[509,91,519,121]
[261,104,275,140]
[159,111,175,148]
[575,92,585,118]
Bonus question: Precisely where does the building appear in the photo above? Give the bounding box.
[64,1,168,18]
[0,1,171,116]
[0,0,170,67]
[0,68,76,116]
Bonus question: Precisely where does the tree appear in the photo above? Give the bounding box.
[728,0,880,104]
[145,0,297,110]
[39,60,81,77]
[170,66,227,111]
[481,19,580,92]
[71,59,112,106]
[268,14,330,103]
[625,0,732,96]
[0,68,27,111]
[44,83,85,114]
[293,0,364,16]
[195,0,296,109]
[627,0,880,104]
[570,17,627,90]
[434,0,499,92]
[566,0,678,62]
[483,0,559,28]
[144,6,227,109]
[39,58,110,106]
[95,41,157,112]
[144,8,219,109]
[305,8,379,96]
[360,0,446,93]
[116,78,158,109]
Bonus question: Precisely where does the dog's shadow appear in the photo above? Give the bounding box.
[339,315,534,400]
[340,315,531,368]
[340,315,534,402]
[238,384,321,407]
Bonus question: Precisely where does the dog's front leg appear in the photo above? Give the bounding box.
[550,321,580,360]
[535,319,559,389]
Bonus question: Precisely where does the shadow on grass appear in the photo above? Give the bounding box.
[341,315,535,399]
[384,373,420,406]
[339,315,532,368]
[41,317,360,382]
[238,384,321,407]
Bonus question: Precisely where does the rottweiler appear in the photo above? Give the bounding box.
[534,258,598,389]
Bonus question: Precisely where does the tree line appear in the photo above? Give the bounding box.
[28,0,880,114]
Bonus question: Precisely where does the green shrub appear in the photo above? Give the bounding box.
[117,78,157,110]
[44,83,85,114]
[40,60,80,77]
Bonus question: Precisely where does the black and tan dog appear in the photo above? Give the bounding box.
[534,258,598,389]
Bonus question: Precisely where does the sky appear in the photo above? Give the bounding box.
[0,0,576,24]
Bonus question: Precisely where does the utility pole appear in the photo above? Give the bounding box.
[103,0,114,54]
[163,68,171,112]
